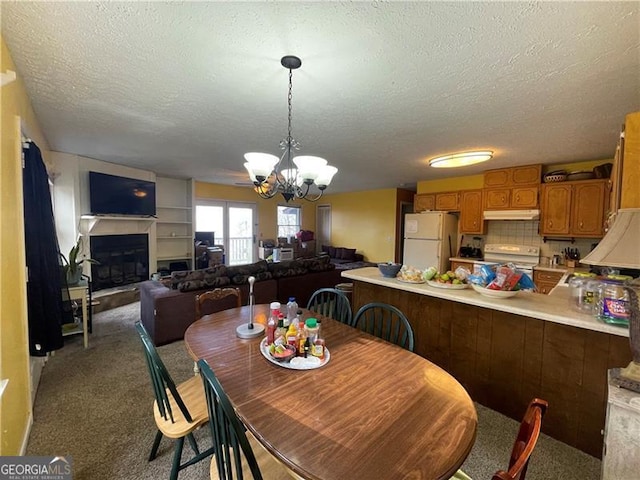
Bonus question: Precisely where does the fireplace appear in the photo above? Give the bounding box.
[90,234,149,291]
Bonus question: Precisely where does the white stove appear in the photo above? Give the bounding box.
[478,244,541,279]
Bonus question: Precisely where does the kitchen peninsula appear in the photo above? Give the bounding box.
[341,267,631,458]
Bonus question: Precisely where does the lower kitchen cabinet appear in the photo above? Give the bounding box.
[533,269,565,294]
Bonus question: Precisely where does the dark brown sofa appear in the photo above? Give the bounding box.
[140,257,342,345]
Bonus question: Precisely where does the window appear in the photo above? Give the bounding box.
[277,205,301,239]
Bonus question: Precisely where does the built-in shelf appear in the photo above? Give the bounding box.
[157,221,191,225]
[1,70,16,87]
[157,205,192,210]
[79,215,156,235]
[157,235,192,239]
[157,255,192,261]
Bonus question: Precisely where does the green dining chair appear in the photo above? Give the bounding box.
[135,321,214,480]
[306,288,352,325]
[197,359,302,480]
[352,302,414,352]
[451,398,548,480]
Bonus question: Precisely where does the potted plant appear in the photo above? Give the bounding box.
[61,237,99,286]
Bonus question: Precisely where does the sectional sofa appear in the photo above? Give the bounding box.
[140,257,343,345]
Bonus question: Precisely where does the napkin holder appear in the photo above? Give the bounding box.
[236,276,265,339]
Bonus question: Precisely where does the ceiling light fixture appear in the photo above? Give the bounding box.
[429,151,493,168]
[244,55,338,202]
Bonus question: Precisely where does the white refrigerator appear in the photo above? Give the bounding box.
[403,212,458,272]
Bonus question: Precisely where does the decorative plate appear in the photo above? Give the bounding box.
[471,284,519,298]
[427,280,469,290]
[396,277,426,284]
[259,338,330,370]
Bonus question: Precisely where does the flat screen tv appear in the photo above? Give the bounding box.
[89,172,156,216]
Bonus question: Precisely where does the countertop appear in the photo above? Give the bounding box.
[341,267,628,337]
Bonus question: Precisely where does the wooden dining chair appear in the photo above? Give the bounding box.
[135,321,214,480]
[306,288,352,325]
[451,398,549,480]
[352,302,415,352]
[195,287,242,320]
[197,359,303,480]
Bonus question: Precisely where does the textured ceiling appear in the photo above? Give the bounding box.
[2,2,639,194]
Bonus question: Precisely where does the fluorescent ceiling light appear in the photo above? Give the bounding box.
[429,151,493,168]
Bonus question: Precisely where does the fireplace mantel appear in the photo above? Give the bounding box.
[79,215,156,236]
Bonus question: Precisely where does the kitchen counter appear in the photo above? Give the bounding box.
[342,267,627,337]
[342,266,632,458]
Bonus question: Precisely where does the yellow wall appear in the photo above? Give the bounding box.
[322,189,398,262]
[417,174,483,194]
[194,182,316,241]
[0,35,50,454]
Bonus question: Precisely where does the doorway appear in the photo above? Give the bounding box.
[195,201,257,265]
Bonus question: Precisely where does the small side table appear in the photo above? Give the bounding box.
[67,283,89,348]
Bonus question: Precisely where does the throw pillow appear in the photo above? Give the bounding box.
[321,244,330,254]
[170,269,204,290]
[342,248,357,261]
[328,246,337,258]
[335,247,347,260]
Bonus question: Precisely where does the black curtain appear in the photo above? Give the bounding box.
[23,141,71,355]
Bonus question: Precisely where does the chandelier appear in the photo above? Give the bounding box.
[244,55,337,202]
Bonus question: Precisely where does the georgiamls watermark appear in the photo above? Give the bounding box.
[0,456,72,480]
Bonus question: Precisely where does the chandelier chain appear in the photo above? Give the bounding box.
[287,68,293,144]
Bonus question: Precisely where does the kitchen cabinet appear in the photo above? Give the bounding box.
[533,270,564,294]
[483,186,539,210]
[435,191,459,211]
[540,180,609,238]
[618,111,640,209]
[450,259,475,273]
[484,164,542,187]
[572,181,608,237]
[459,190,485,234]
[414,193,435,213]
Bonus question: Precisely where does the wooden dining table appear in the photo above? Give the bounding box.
[184,304,477,480]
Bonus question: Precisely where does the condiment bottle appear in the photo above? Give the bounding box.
[266,301,281,345]
[276,314,286,343]
[305,318,319,344]
[286,322,298,348]
[311,326,325,360]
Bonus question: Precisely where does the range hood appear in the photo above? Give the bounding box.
[483,209,540,221]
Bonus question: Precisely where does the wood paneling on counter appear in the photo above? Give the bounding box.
[352,281,631,458]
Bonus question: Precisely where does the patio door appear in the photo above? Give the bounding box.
[195,201,257,265]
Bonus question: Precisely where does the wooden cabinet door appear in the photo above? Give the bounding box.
[572,181,607,237]
[460,190,485,234]
[414,194,435,213]
[484,188,510,209]
[451,260,474,273]
[541,184,572,235]
[435,192,459,211]
[533,270,564,294]
[484,169,510,187]
[511,187,539,208]
[512,164,542,186]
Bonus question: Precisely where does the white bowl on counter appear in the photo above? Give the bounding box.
[471,284,520,298]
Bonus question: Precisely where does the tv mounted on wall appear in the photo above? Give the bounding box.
[89,172,156,216]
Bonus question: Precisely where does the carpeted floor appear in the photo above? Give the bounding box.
[27,302,601,480]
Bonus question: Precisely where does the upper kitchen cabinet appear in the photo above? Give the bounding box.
[483,164,541,210]
[459,190,485,234]
[414,193,435,213]
[483,164,542,187]
[616,111,640,209]
[484,186,539,210]
[540,179,609,238]
[435,191,460,211]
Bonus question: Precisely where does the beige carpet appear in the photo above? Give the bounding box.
[27,302,601,480]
